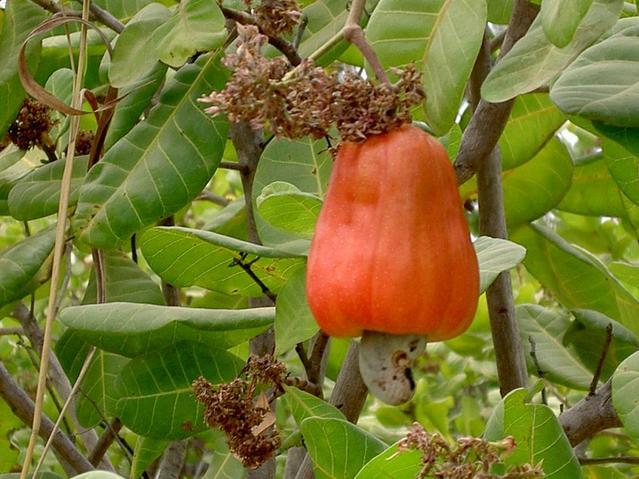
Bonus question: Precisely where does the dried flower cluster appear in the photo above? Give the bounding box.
[8,97,53,151]
[399,423,543,479]
[200,24,425,142]
[192,355,287,468]
[74,130,95,156]
[245,0,302,37]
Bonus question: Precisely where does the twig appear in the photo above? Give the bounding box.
[88,418,123,466]
[0,328,23,336]
[27,0,125,33]
[306,332,329,388]
[453,1,539,185]
[295,343,311,372]
[196,190,231,207]
[220,6,302,66]
[579,456,639,465]
[589,323,613,396]
[20,0,91,474]
[157,440,187,479]
[527,336,547,405]
[230,253,276,304]
[293,15,308,50]
[0,362,93,474]
[219,160,244,171]
[559,380,621,446]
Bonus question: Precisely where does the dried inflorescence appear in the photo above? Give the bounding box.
[193,355,288,468]
[8,97,54,151]
[399,423,543,479]
[246,0,302,37]
[74,130,95,156]
[200,24,425,142]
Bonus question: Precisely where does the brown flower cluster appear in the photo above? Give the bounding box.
[399,423,543,479]
[74,130,95,156]
[192,355,287,468]
[246,0,302,37]
[8,97,53,151]
[200,24,425,142]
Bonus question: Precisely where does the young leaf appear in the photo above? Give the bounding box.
[257,181,322,238]
[366,0,487,135]
[115,341,243,439]
[283,386,345,428]
[130,437,169,479]
[354,443,422,479]
[473,236,526,293]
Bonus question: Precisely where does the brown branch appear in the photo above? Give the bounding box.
[579,456,639,465]
[454,1,539,185]
[157,440,187,479]
[88,418,123,466]
[0,361,93,474]
[589,323,613,396]
[219,160,244,172]
[220,6,302,66]
[559,380,621,446]
[27,0,124,34]
[0,328,23,336]
[527,336,547,405]
[196,190,231,207]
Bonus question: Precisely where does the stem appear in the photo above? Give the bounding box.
[88,418,123,466]
[589,323,613,396]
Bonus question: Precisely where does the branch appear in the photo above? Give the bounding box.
[453,1,539,185]
[559,380,621,446]
[579,456,639,465]
[0,327,23,336]
[196,190,231,207]
[88,418,123,466]
[157,440,187,479]
[0,362,93,474]
[28,0,125,34]
[589,323,613,396]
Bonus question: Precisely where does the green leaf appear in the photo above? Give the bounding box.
[504,390,582,477]
[257,182,322,238]
[94,0,153,22]
[155,0,226,68]
[511,223,639,336]
[481,0,624,102]
[612,351,639,441]
[557,157,626,217]
[275,266,318,355]
[541,0,593,47]
[0,0,48,137]
[499,94,566,170]
[44,68,73,142]
[474,236,526,293]
[253,137,332,250]
[0,226,55,307]
[487,0,514,24]
[201,432,246,479]
[551,22,639,126]
[0,146,45,214]
[354,443,422,479]
[104,62,168,150]
[140,226,304,295]
[71,473,124,479]
[109,3,172,87]
[283,386,345,428]
[58,302,274,357]
[503,136,573,227]
[601,135,639,206]
[74,53,229,249]
[566,308,639,381]
[516,304,593,390]
[115,341,243,439]
[7,156,89,220]
[300,417,386,479]
[130,437,169,479]
[366,0,487,134]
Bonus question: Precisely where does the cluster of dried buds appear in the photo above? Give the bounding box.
[399,423,543,479]
[200,24,425,142]
[245,0,302,37]
[192,355,287,468]
[8,97,54,151]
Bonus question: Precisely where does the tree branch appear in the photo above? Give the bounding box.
[454,1,539,185]
[0,362,93,474]
[559,380,621,447]
[28,0,125,34]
